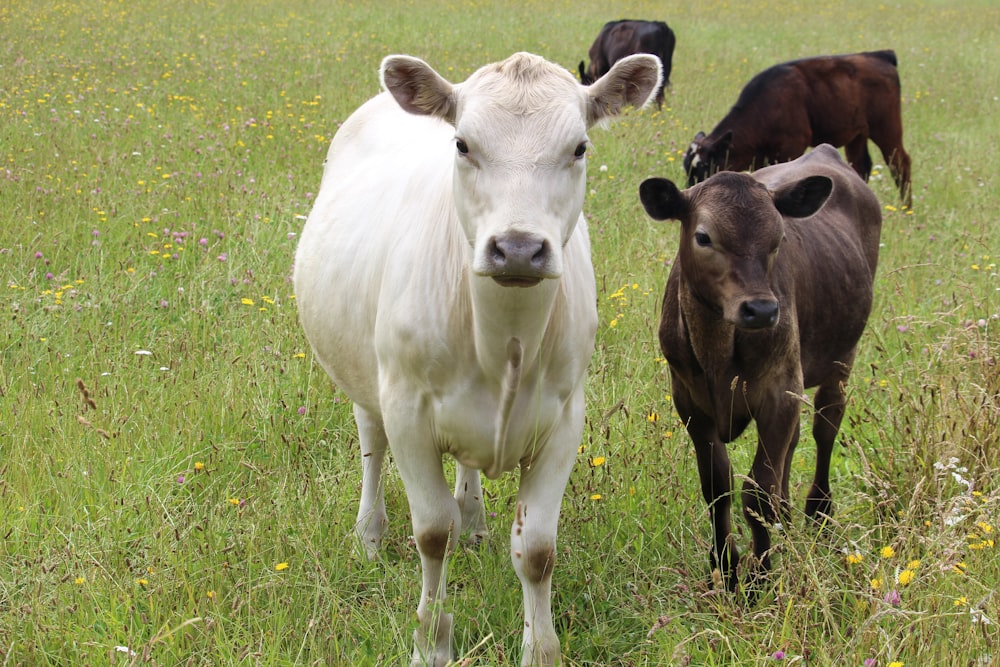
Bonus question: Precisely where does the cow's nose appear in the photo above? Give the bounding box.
[487,233,551,275]
[739,299,779,329]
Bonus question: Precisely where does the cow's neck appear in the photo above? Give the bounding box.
[469,276,559,379]
[678,283,736,376]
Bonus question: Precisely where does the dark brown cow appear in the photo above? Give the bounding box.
[684,50,912,207]
[579,20,675,108]
[640,145,882,593]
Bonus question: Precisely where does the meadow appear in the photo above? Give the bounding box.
[1,0,998,665]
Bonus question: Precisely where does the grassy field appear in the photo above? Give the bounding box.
[1,0,998,665]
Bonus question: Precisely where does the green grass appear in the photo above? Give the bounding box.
[2,0,998,665]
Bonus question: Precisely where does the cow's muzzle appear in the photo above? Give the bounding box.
[738,298,779,329]
[481,232,553,287]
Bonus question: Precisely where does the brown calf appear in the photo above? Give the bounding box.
[640,145,882,593]
[684,50,912,207]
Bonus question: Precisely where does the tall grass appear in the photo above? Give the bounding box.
[1,0,997,665]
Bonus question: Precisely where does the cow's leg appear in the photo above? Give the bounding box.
[676,389,738,591]
[510,408,580,666]
[389,429,461,667]
[844,137,873,182]
[805,358,853,524]
[455,463,489,544]
[354,404,388,558]
[744,390,800,584]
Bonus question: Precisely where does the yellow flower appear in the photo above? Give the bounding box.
[897,569,915,585]
[241,298,254,306]
[74,576,86,585]
[954,596,968,607]
[888,662,903,667]
[906,559,921,570]
[136,578,149,586]
[590,456,606,467]
[846,553,864,565]
[647,412,659,423]
[871,578,882,591]
[590,494,602,501]
[275,562,289,571]
[228,498,241,505]
[953,561,967,575]
[880,546,895,559]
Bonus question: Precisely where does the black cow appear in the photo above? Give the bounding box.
[579,20,675,108]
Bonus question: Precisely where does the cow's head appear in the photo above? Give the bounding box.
[640,172,832,329]
[683,130,734,187]
[381,52,661,287]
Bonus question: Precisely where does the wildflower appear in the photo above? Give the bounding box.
[771,650,785,660]
[864,659,877,667]
[954,596,968,607]
[906,559,920,570]
[884,590,901,606]
[871,577,881,591]
[207,590,216,599]
[275,562,289,572]
[590,456,606,467]
[176,475,185,484]
[846,552,864,565]
[880,546,895,559]
[953,561,967,575]
[647,412,659,423]
[228,498,241,505]
[194,461,205,471]
[297,406,307,415]
[74,576,85,585]
[136,578,149,586]
[590,494,602,501]
[897,569,915,586]
[241,298,254,306]
[888,662,903,667]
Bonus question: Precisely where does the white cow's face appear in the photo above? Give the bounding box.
[451,73,588,286]
[380,51,663,287]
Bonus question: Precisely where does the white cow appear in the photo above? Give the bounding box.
[294,52,661,666]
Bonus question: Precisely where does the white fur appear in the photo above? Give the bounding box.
[294,52,660,666]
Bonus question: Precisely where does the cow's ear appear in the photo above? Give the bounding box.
[773,175,833,218]
[381,55,457,124]
[587,54,662,126]
[712,130,734,156]
[639,177,687,221]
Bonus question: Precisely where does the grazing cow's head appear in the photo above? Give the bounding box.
[683,130,734,187]
[381,52,661,287]
[639,172,832,329]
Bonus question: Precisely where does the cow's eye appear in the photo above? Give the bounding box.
[694,231,712,247]
[456,139,469,155]
[574,142,587,159]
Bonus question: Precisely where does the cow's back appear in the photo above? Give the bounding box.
[753,145,882,383]
[294,93,460,411]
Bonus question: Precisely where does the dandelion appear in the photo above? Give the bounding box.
[954,596,968,607]
[228,498,241,505]
[846,552,864,565]
[241,298,254,306]
[275,562,289,571]
[871,577,882,591]
[590,494,602,501]
[74,576,85,585]
[897,569,915,586]
[590,456,606,467]
[136,578,149,586]
[207,590,216,599]
[888,662,903,667]
[880,546,895,559]
[647,411,659,423]
[194,461,205,471]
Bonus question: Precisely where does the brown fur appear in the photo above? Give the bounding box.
[640,145,882,592]
[684,51,912,207]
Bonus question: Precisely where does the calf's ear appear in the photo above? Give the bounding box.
[587,53,662,126]
[772,175,833,218]
[639,177,687,221]
[381,55,457,124]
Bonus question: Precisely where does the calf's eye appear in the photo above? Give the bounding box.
[694,231,712,247]
[456,139,469,155]
[574,142,587,158]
